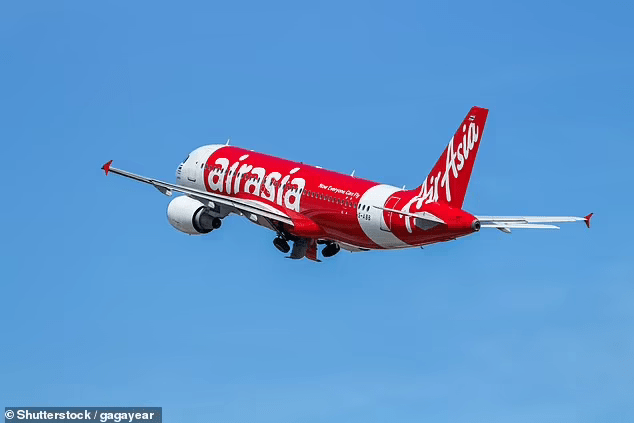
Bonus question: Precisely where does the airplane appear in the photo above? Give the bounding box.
[102,106,592,261]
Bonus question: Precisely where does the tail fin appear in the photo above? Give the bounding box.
[416,106,489,209]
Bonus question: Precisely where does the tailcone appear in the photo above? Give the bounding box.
[427,203,479,233]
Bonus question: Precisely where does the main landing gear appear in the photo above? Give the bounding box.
[272,234,339,259]
[322,242,340,258]
[273,237,291,254]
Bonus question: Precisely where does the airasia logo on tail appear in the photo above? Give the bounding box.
[400,120,480,233]
[441,121,479,203]
[205,154,305,212]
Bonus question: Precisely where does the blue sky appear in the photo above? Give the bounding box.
[1,0,632,421]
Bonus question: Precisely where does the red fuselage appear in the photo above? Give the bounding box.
[178,145,479,250]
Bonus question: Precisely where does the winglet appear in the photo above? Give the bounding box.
[584,213,593,229]
[102,160,113,175]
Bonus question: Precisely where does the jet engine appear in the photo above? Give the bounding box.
[167,196,221,235]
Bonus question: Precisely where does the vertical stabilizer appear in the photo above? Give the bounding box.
[415,106,488,209]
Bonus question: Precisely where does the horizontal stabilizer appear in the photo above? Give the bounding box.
[477,216,586,224]
[477,214,593,233]
[481,223,560,231]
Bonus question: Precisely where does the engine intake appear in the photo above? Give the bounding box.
[167,196,218,235]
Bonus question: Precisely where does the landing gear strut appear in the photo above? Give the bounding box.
[273,237,290,254]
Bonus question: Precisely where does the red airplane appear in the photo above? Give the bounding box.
[102,107,592,261]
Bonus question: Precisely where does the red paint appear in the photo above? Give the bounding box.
[585,213,593,228]
[195,107,491,249]
[102,160,113,176]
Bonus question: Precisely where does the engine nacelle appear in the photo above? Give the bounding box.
[167,196,218,235]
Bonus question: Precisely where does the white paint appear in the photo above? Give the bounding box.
[357,185,409,249]
[204,153,306,212]
[166,196,207,235]
[178,145,227,188]
[440,121,479,203]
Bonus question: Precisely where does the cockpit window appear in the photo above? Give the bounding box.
[182,155,190,163]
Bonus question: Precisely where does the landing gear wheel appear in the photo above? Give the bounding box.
[212,217,222,229]
[273,237,290,254]
[322,243,340,258]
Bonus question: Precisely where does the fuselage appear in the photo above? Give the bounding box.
[177,144,478,251]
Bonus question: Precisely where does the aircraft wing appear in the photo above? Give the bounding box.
[476,214,593,233]
[101,160,294,226]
